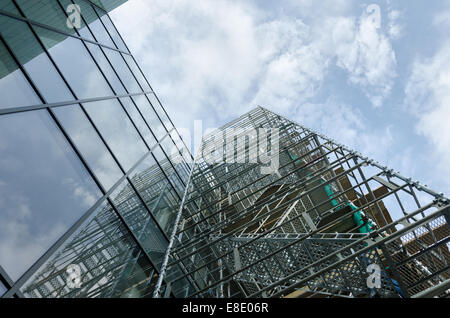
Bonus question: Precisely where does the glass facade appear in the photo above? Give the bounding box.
[0,0,192,298]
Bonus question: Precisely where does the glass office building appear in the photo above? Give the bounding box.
[0,0,192,298]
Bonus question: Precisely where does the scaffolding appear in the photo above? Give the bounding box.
[159,106,450,298]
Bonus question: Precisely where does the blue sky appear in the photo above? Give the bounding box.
[110,0,450,197]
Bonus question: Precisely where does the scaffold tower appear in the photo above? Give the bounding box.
[159,106,450,299]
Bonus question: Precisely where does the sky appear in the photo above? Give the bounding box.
[110,0,450,198]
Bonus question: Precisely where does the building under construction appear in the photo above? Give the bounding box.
[158,106,450,299]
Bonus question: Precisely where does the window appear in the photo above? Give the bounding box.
[35,25,113,99]
[16,0,77,36]
[0,0,20,15]
[122,54,150,91]
[0,110,101,281]
[94,7,128,52]
[0,40,40,109]
[147,93,173,131]
[20,200,157,298]
[0,15,73,103]
[83,98,148,171]
[110,180,168,267]
[129,155,181,236]
[54,104,124,191]
[0,281,6,296]
[85,42,126,95]
[72,0,115,48]
[103,47,141,93]
[132,94,167,141]
[119,97,157,147]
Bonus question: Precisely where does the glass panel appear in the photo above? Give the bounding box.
[0,40,40,109]
[16,0,76,36]
[161,136,190,184]
[54,104,123,191]
[129,155,181,236]
[170,130,193,165]
[122,54,150,91]
[83,98,148,171]
[56,0,95,40]
[20,200,159,298]
[35,25,113,99]
[0,281,6,296]
[72,0,115,48]
[119,96,157,147]
[94,7,128,52]
[110,180,168,267]
[147,93,173,131]
[103,47,141,93]
[152,146,185,197]
[0,110,101,282]
[0,16,73,103]
[85,42,126,95]
[132,94,166,141]
[0,0,20,15]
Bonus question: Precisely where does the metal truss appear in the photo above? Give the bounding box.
[159,106,450,298]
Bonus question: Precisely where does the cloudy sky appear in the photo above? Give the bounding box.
[110,0,450,197]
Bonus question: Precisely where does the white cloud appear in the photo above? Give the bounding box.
[111,0,399,134]
[291,97,394,162]
[404,39,450,188]
[332,8,397,107]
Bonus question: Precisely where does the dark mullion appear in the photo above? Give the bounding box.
[89,2,119,50]
[0,8,130,55]
[0,266,24,298]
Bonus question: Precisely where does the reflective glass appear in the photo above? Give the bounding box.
[85,42,126,95]
[72,0,115,48]
[170,130,193,165]
[129,155,180,236]
[0,110,101,281]
[0,16,73,103]
[119,97,157,147]
[0,281,6,296]
[147,93,173,131]
[20,200,158,298]
[0,0,20,15]
[0,40,40,109]
[132,95,166,141]
[94,7,128,52]
[161,136,190,184]
[110,180,168,267]
[122,54,150,91]
[152,146,185,197]
[54,104,123,191]
[83,98,148,171]
[35,26,113,99]
[103,48,141,93]
[16,0,76,36]
[56,0,95,41]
